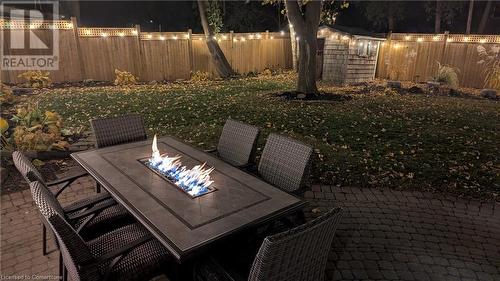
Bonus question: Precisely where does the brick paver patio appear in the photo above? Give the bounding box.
[1,173,499,280]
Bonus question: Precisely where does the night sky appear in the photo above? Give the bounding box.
[4,1,500,34]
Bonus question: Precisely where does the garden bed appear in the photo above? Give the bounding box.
[3,74,499,200]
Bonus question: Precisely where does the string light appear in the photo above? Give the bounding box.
[480,39,486,43]
[119,32,125,37]
[160,36,165,40]
[222,35,227,40]
[185,34,190,39]
[132,30,138,35]
[147,34,153,39]
[342,35,349,40]
[101,33,108,37]
[240,37,246,42]
[173,35,178,40]
[280,30,285,36]
[433,36,439,41]
[256,33,262,39]
[447,38,453,42]
[198,38,203,41]
[84,29,91,35]
[405,35,411,41]
[249,34,254,39]
[417,37,423,42]
[463,37,469,42]
[270,36,274,39]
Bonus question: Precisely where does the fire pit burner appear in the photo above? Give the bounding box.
[139,135,216,198]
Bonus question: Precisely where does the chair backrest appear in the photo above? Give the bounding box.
[90,114,147,148]
[248,207,343,281]
[29,181,98,281]
[12,151,45,183]
[217,119,260,166]
[258,134,313,192]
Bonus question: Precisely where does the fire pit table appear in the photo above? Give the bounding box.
[71,136,305,262]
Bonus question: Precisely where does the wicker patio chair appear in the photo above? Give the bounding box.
[258,133,313,193]
[90,114,147,193]
[208,119,260,167]
[36,193,171,281]
[13,151,89,198]
[194,207,344,281]
[23,169,132,256]
[90,114,147,149]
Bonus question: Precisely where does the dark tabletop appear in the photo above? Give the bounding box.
[72,136,304,262]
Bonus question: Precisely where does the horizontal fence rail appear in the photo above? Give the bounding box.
[0,18,292,83]
[376,32,500,89]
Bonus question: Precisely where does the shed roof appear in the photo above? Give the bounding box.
[318,25,386,41]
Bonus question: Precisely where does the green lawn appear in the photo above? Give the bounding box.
[32,74,499,199]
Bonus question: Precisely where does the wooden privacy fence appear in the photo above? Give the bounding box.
[0,18,292,83]
[376,32,500,89]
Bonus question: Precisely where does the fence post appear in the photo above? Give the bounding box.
[188,29,193,76]
[70,17,86,81]
[440,31,449,65]
[229,30,234,66]
[385,31,393,79]
[134,24,146,81]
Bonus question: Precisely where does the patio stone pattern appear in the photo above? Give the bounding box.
[2,175,500,280]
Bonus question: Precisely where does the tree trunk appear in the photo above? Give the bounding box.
[296,32,318,94]
[387,5,394,31]
[285,0,322,94]
[61,1,80,21]
[466,0,474,34]
[435,0,442,33]
[289,22,298,71]
[478,0,492,34]
[197,0,235,78]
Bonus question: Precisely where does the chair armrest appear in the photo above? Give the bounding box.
[91,235,154,281]
[204,148,217,153]
[63,193,112,214]
[67,200,117,221]
[45,169,88,186]
[92,235,153,265]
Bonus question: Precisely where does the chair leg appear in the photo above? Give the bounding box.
[58,253,63,279]
[96,182,101,193]
[42,224,47,256]
[63,266,68,281]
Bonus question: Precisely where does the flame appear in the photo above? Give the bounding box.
[148,135,214,197]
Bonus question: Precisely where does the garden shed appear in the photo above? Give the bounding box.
[318,26,385,84]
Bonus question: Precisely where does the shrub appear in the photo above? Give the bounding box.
[0,83,15,105]
[0,117,10,150]
[114,69,138,86]
[17,71,52,88]
[434,62,459,88]
[190,71,211,82]
[259,68,273,77]
[11,105,69,151]
[477,45,500,90]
